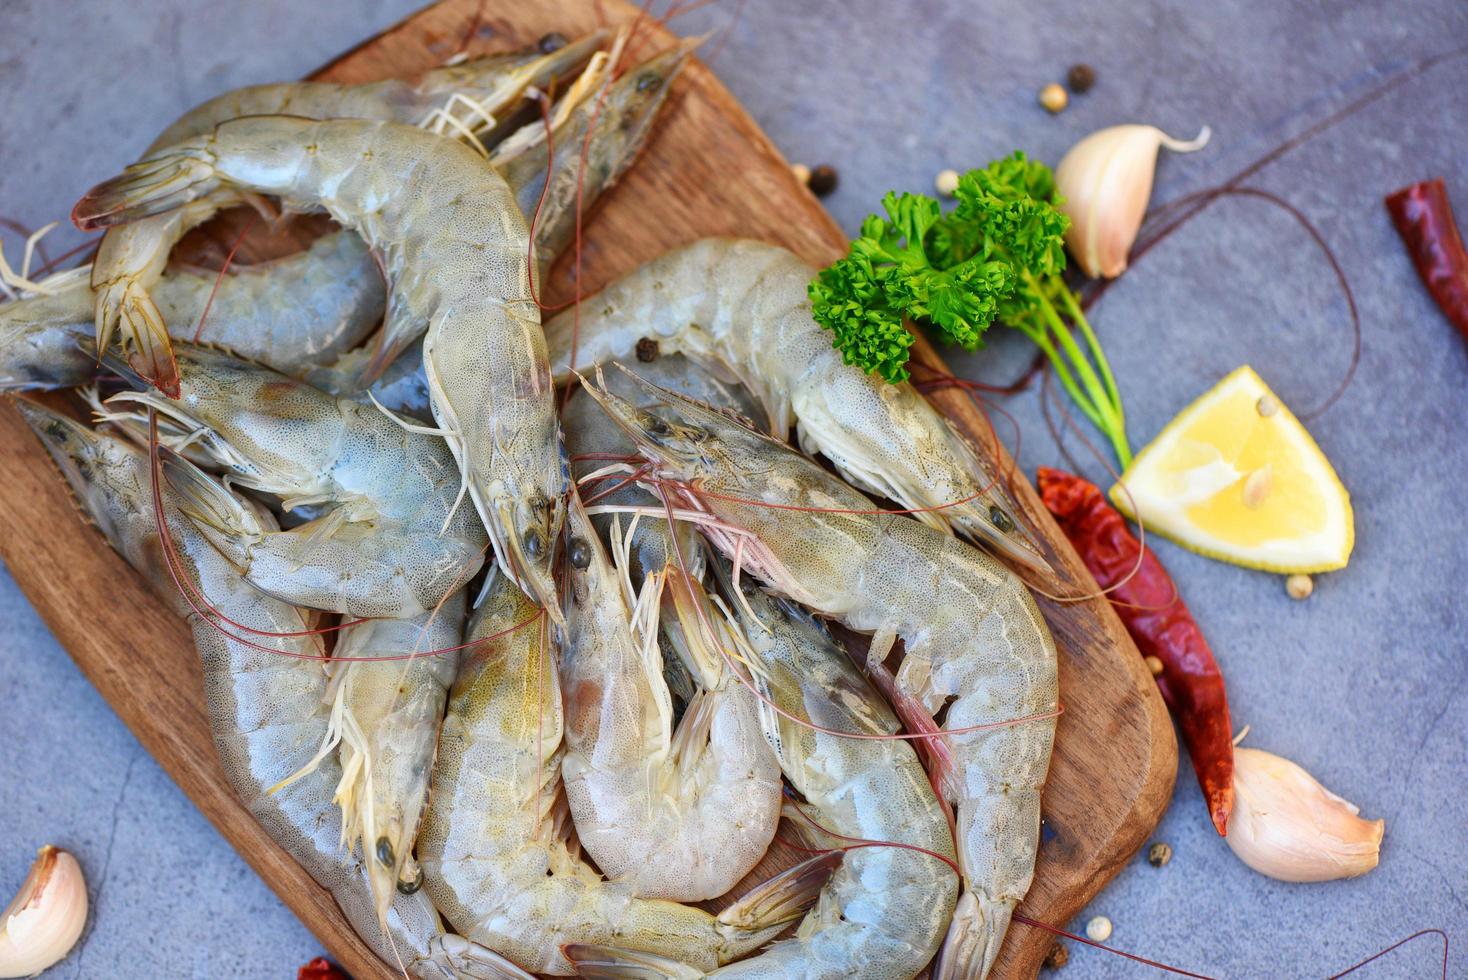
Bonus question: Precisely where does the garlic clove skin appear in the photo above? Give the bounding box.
[1225,747,1384,883]
[0,845,88,978]
[1055,124,1210,279]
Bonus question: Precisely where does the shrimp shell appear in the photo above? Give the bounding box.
[75,116,564,617]
[85,34,604,396]
[559,492,781,902]
[581,370,1059,980]
[545,238,1051,575]
[19,403,528,979]
[418,568,836,975]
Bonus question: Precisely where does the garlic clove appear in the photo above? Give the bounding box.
[0,845,88,978]
[1225,747,1384,883]
[1055,124,1210,279]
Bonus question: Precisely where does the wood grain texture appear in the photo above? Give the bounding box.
[0,2,1177,977]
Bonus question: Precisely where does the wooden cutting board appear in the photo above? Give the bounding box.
[0,1,1177,977]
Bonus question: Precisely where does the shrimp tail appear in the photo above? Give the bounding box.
[931,890,1011,980]
[658,563,730,690]
[715,850,842,933]
[155,445,263,563]
[558,945,703,980]
[72,148,221,231]
[563,853,842,973]
[94,280,181,397]
[427,933,538,980]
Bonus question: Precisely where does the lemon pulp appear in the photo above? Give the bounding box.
[1109,366,1353,573]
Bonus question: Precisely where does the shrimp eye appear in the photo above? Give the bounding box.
[636,72,662,93]
[523,528,545,561]
[376,836,395,867]
[538,31,568,53]
[989,505,1016,534]
[397,866,424,895]
[569,537,591,570]
[643,413,671,437]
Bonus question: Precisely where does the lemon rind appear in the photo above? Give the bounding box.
[1108,365,1354,574]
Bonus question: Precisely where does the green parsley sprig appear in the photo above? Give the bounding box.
[809,152,1133,466]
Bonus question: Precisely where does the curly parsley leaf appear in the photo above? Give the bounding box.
[806,149,1135,464]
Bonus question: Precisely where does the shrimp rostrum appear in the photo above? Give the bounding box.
[20,403,530,980]
[75,114,567,619]
[581,369,1059,980]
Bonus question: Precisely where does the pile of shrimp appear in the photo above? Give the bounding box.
[3,22,1059,980]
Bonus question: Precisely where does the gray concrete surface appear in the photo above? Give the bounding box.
[1,0,1464,976]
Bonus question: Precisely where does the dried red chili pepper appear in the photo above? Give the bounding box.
[1038,467,1234,836]
[297,956,350,980]
[1385,178,1468,343]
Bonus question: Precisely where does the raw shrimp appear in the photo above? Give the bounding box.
[20,403,528,979]
[417,567,837,975]
[503,37,697,288]
[582,372,1059,980]
[545,238,1052,575]
[562,352,760,590]
[311,596,466,929]
[99,343,486,620]
[559,492,781,901]
[84,33,604,395]
[2,39,683,406]
[566,555,959,979]
[0,230,380,391]
[324,39,695,419]
[75,116,566,618]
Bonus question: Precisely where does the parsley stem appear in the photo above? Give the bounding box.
[1036,287,1112,423]
[1019,274,1134,467]
[1060,288,1129,457]
[1010,318,1107,431]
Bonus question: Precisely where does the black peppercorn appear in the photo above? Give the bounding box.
[808,164,839,197]
[1066,63,1096,94]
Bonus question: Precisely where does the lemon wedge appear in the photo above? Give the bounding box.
[1109,366,1353,572]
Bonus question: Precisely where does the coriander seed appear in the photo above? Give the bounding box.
[1286,574,1313,600]
[1040,83,1069,114]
